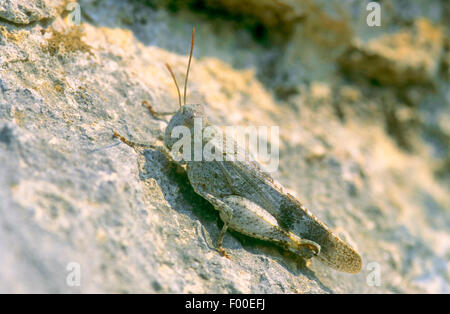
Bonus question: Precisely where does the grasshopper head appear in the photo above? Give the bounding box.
[164,103,206,150]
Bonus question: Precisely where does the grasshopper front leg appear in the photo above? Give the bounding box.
[113,131,172,157]
[205,194,320,259]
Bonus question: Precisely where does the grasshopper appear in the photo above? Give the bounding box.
[114,27,362,274]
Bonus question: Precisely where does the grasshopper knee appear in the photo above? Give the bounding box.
[286,237,321,259]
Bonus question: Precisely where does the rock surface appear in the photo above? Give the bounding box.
[0,0,64,25]
[0,0,448,293]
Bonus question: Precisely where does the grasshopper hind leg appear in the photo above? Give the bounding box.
[217,221,230,258]
[202,193,320,260]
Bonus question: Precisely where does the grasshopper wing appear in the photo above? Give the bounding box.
[221,159,362,273]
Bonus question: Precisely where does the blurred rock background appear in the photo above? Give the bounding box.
[0,0,448,293]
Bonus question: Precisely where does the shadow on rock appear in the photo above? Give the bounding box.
[140,149,332,292]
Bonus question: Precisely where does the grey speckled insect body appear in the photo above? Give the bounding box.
[116,27,362,274]
[164,104,362,274]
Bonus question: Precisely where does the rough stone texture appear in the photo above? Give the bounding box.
[0,0,65,25]
[0,0,448,293]
[340,18,445,86]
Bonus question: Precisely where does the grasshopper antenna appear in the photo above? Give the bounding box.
[184,26,195,106]
[165,63,182,108]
